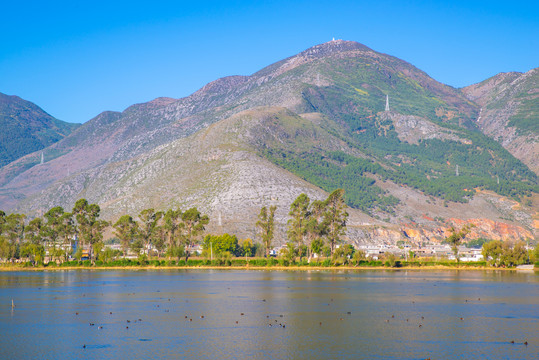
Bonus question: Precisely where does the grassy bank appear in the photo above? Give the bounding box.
[1,258,536,271]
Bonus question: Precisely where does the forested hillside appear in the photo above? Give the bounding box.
[0,92,79,167]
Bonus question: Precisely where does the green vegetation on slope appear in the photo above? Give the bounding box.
[0,93,79,167]
[507,79,539,135]
[257,57,538,213]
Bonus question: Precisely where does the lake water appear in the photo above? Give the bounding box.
[0,269,537,359]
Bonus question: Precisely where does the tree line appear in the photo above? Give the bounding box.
[0,189,349,265]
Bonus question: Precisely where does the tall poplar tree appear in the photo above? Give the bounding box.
[324,189,348,254]
[256,205,277,258]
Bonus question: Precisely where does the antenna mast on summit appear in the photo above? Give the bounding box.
[385,94,390,112]
[40,151,44,164]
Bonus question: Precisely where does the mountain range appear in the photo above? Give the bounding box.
[1,40,537,245]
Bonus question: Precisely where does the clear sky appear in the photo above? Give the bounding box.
[1,0,538,124]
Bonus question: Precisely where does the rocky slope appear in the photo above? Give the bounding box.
[462,68,539,175]
[0,40,537,244]
[13,106,537,245]
[0,92,79,167]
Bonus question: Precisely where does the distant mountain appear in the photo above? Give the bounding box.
[0,92,79,167]
[462,68,539,174]
[0,40,537,244]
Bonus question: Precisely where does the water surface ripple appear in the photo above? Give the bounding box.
[0,270,537,359]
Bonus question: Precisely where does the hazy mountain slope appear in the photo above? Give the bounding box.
[0,92,79,167]
[462,68,539,174]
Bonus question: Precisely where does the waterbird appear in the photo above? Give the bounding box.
[126,326,129,329]
[347,312,351,315]
[419,324,422,328]
[511,341,515,344]
[98,326,103,330]
[200,315,204,319]
[83,345,86,349]
[524,341,528,346]
[89,323,94,326]
[392,315,395,318]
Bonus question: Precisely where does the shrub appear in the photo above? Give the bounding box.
[231,259,247,266]
[151,260,161,267]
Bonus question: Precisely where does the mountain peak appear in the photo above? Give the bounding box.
[299,39,372,58]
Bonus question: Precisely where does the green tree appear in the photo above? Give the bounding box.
[310,238,324,258]
[287,194,310,254]
[3,213,26,261]
[483,240,528,267]
[113,215,139,256]
[352,249,366,265]
[446,224,472,264]
[43,207,66,262]
[72,199,107,261]
[202,233,239,257]
[181,207,209,261]
[305,199,327,261]
[60,212,76,261]
[241,238,254,257]
[163,209,183,251]
[72,199,91,249]
[23,217,45,264]
[482,240,504,266]
[256,205,277,258]
[324,189,348,254]
[138,208,163,255]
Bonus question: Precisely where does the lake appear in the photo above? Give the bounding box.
[0,269,537,359]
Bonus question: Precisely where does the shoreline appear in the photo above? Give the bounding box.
[0,265,532,272]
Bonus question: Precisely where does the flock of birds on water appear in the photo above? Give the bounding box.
[65,292,531,355]
[10,281,532,357]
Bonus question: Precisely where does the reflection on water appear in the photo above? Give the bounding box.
[0,270,537,359]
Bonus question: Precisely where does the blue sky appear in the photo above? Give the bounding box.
[1,0,538,123]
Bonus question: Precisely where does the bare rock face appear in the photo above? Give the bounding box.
[381,112,468,144]
[462,68,539,175]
